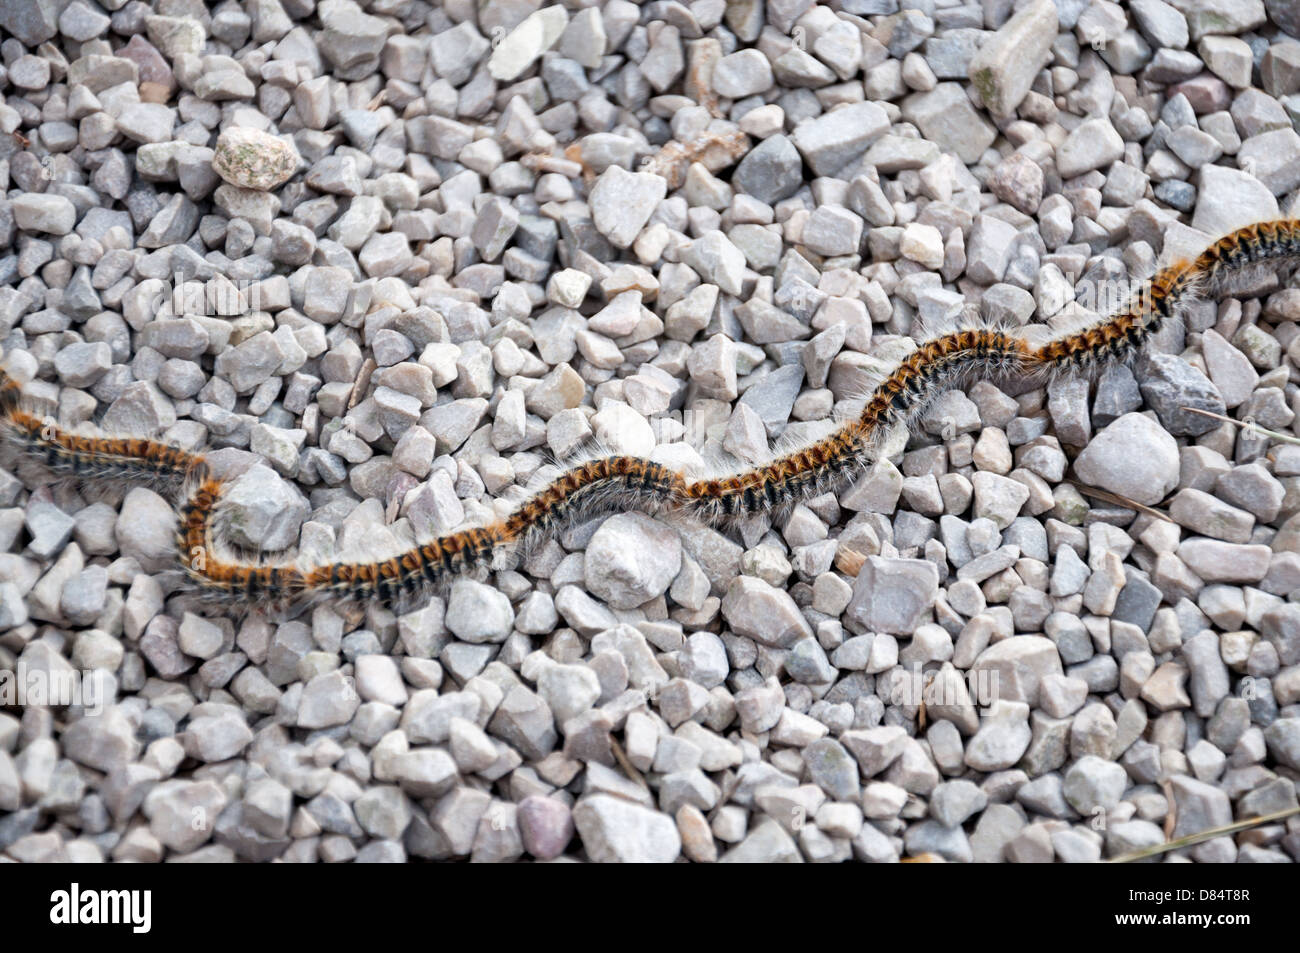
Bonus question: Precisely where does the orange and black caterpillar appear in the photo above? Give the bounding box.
[3,220,1298,616]
[681,327,1034,522]
[180,457,687,613]
[0,373,204,489]
[1039,220,1300,374]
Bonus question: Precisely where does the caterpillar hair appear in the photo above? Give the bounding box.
[3,220,1296,617]
[1034,259,1201,377]
[176,455,689,614]
[1037,220,1300,378]
[1194,218,1300,295]
[681,327,1034,522]
[0,358,206,491]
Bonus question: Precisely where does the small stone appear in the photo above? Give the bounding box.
[967,0,1058,117]
[559,8,605,69]
[212,126,299,191]
[178,613,224,660]
[970,636,1063,706]
[1073,413,1178,506]
[1199,35,1253,88]
[719,817,802,863]
[1201,329,1258,409]
[488,686,557,760]
[116,103,175,144]
[589,166,667,249]
[713,49,773,98]
[353,786,412,842]
[846,557,939,636]
[965,700,1032,771]
[445,580,515,644]
[970,472,1030,528]
[1192,164,1279,237]
[12,194,77,236]
[1131,0,1189,49]
[297,670,360,729]
[63,708,140,773]
[143,780,227,853]
[1178,539,1272,584]
[902,83,996,164]
[116,489,177,573]
[1056,118,1125,179]
[317,0,387,72]
[355,655,406,708]
[1063,755,1128,815]
[59,0,109,40]
[803,739,860,801]
[1169,775,1232,839]
[803,206,863,258]
[518,795,574,860]
[790,102,890,177]
[1,0,59,45]
[1263,718,1300,770]
[965,214,1019,284]
[536,663,601,725]
[721,576,813,648]
[685,232,746,297]
[735,677,786,734]
[25,501,77,560]
[488,6,569,82]
[1138,354,1225,436]
[899,222,944,269]
[219,465,309,551]
[931,779,988,827]
[1168,489,1253,544]
[185,710,253,762]
[584,514,682,610]
[9,54,51,90]
[1168,126,1224,168]
[732,134,804,205]
[572,794,680,863]
[1176,0,1266,41]
[1181,630,1229,718]
[988,153,1045,214]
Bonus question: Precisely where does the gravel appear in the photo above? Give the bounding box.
[0,0,1298,867]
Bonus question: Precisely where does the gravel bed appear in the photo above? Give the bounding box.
[1,0,1299,863]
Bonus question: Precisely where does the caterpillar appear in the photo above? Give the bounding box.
[2,220,1298,618]
[0,371,206,490]
[681,326,1034,523]
[177,456,688,614]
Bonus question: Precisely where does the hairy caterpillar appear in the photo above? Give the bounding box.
[0,373,205,490]
[3,220,1298,617]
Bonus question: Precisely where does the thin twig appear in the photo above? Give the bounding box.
[348,358,376,412]
[834,546,866,577]
[1181,406,1300,447]
[1066,480,1174,523]
[1107,805,1300,863]
[608,736,649,792]
[1160,779,1176,840]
